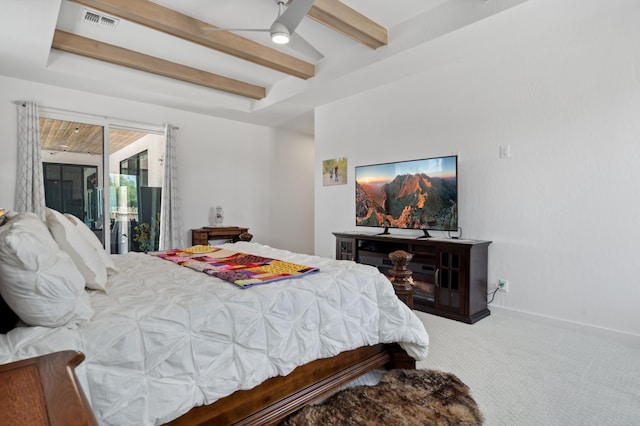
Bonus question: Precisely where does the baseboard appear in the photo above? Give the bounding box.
[490,306,640,345]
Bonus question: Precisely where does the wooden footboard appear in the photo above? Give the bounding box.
[166,343,414,426]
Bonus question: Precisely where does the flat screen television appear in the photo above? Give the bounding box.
[355,155,458,237]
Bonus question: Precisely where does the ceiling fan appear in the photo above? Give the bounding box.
[203,0,324,61]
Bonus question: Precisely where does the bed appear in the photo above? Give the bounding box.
[0,211,429,425]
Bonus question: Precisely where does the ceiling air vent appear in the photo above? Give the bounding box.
[81,8,120,31]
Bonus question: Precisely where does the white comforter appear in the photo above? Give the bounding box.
[0,242,429,425]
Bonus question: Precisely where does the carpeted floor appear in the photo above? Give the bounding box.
[414,310,640,425]
[281,369,483,425]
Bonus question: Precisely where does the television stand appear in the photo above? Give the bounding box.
[333,232,491,323]
[377,227,390,235]
[417,229,432,239]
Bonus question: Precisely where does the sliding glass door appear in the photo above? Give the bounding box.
[40,115,165,254]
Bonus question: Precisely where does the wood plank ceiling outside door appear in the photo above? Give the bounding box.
[40,118,149,155]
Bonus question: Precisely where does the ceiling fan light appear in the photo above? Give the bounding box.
[270,22,290,44]
[271,32,290,44]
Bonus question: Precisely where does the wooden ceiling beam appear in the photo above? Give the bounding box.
[60,0,388,98]
[52,30,266,100]
[68,0,315,79]
[309,0,388,50]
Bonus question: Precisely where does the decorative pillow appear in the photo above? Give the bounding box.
[45,208,108,291]
[64,213,118,276]
[0,212,94,328]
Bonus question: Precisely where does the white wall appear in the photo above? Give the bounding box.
[315,0,640,336]
[265,127,315,255]
[0,75,314,253]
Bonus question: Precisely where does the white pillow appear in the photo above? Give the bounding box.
[0,212,94,328]
[45,208,108,291]
[64,213,118,276]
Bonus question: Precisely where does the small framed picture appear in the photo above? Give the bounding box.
[323,157,347,186]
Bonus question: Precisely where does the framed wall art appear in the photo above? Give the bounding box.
[322,157,347,186]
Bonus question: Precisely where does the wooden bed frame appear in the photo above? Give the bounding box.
[0,350,98,426]
[168,250,418,425]
[0,344,414,426]
[167,343,415,425]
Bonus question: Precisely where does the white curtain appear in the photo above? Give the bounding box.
[15,101,46,218]
[159,124,184,249]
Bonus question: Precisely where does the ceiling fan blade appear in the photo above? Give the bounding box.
[287,32,324,61]
[277,0,315,34]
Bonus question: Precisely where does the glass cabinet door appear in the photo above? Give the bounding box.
[436,250,463,313]
[336,237,355,260]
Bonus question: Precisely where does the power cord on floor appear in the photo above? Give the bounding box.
[486,286,500,304]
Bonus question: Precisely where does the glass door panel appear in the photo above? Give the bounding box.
[109,128,165,253]
[109,174,138,254]
[40,118,105,245]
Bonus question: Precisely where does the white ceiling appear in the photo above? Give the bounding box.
[0,0,527,135]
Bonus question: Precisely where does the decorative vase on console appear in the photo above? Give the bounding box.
[215,206,224,227]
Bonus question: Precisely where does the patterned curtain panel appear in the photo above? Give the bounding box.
[159,124,184,250]
[15,101,46,218]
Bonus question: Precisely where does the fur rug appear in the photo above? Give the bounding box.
[281,369,483,426]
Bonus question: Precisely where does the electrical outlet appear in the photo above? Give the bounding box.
[498,279,509,293]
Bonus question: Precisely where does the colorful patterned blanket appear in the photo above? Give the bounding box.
[152,245,319,288]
